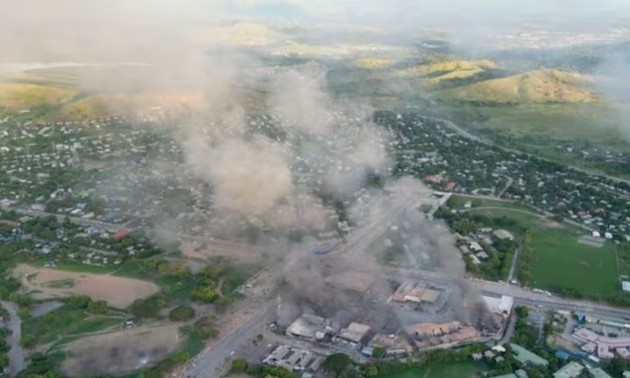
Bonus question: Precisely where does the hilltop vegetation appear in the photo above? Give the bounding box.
[0,83,77,111]
[434,69,598,104]
[0,65,202,119]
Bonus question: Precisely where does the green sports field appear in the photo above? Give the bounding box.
[378,362,481,378]
[530,229,618,298]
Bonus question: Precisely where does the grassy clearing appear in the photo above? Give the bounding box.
[377,362,481,378]
[617,244,630,278]
[449,195,532,211]
[463,103,627,146]
[530,229,618,298]
[22,306,124,346]
[467,207,542,229]
[0,83,77,110]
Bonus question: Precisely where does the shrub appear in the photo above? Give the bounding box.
[168,305,195,322]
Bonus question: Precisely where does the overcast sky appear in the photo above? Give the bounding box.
[1,0,629,63]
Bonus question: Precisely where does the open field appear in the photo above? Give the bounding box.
[14,264,160,308]
[467,207,545,230]
[617,244,630,278]
[378,362,482,378]
[61,325,180,377]
[448,195,531,211]
[462,103,627,146]
[531,230,619,298]
[23,305,124,346]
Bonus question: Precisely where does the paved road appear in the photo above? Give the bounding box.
[0,301,24,377]
[389,267,630,319]
[183,301,276,378]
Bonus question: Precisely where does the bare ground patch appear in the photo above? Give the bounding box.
[61,325,180,376]
[180,241,263,263]
[13,264,160,308]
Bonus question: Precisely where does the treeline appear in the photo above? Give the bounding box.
[516,231,533,285]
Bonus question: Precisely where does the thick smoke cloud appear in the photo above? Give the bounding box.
[594,50,630,138]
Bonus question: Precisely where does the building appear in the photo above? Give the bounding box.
[482,294,514,316]
[515,369,529,378]
[408,321,460,338]
[622,281,630,293]
[408,321,479,347]
[510,344,549,366]
[334,323,371,349]
[590,368,613,378]
[489,374,517,378]
[369,333,414,355]
[391,280,441,305]
[553,361,584,378]
[493,229,515,241]
[263,345,323,374]
[286,314,338,341]
[573,328,630,359]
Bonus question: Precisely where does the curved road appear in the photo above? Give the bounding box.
[0,301,24,377]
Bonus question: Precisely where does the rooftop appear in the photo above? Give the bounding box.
[553,361,584,378]
[286,314,336,340]
[337,322,371,344]
[510,343,549,366]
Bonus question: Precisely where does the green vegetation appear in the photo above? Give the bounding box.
[21,301,123,347]
[617,243,630,277]
[530,229,618,298]
[517,231,533,285]
[440,194,624,300]
[168,305,195,322]
[376,362,480,378]
[16,352,65,378]
[434,70,597,104]
[230,358,296,378]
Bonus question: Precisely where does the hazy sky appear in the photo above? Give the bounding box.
[1,0,629,63]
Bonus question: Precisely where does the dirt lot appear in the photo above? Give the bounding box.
[13,264,160,308]
[180,240,263,263]
[62,325,180,376]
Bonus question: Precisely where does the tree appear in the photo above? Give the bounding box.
[515,306,529,319]
[323,353,353,378]
[231,358,248,372]
[191,286,218,303]
[372,347,386,359]
[68,295,92,309]
[168,305,195,321]
[87,300,108,314]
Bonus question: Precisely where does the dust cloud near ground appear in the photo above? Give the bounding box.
[61,325,180,377]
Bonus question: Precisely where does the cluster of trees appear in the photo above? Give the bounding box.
[231,358,296,378]
[0,328,10,369]
[168,305,195,321]
[516,231,533,285]
[16,352,64,378]
[65,296,109,314]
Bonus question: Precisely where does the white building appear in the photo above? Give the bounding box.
[482,294,514,316]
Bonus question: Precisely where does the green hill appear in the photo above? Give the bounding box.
[433,69,599,104]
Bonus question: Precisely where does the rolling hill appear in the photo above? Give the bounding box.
[0,83,77,111]
[433,69,599,104]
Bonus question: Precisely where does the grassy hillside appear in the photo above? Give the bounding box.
[0,83,77,111]
[351,58,394,69]
[61,93,202,118]
[434,69,599,104]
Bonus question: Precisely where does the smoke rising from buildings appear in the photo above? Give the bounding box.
[0,0,521,333]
